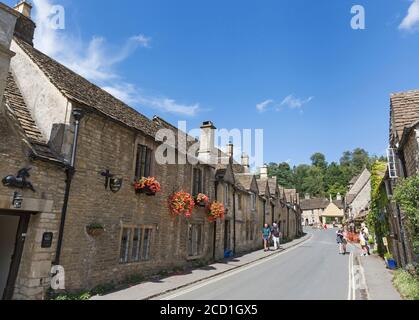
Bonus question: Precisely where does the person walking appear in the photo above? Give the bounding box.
[361,223,371,256]
[271,222,281,251]
[359,228,368,257]
[336,227,347,254]
[262,224,271,252]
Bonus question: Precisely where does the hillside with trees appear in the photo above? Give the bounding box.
[267,148,386,198]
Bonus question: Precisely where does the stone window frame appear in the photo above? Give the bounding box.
[250,192,256,211]
[191,166,204,197]
[224,183,230,207]
[187,223,205,259]
[118,224,155,265]
[132,136,155,179]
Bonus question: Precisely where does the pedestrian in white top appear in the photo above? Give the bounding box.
[271,222,281,251]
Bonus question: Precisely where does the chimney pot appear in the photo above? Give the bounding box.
[14,1,32,18]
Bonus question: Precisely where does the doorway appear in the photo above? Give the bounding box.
[0,212,30,300]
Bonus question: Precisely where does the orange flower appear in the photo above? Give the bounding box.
[207,201,225,222]
[134,177,161,193]
[168,191,195,218]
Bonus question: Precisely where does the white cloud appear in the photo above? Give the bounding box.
[103,83,200,116]
[31,0,200,116]
[256,99,274,112]
[280,94,313,110]
[399,0,419,31]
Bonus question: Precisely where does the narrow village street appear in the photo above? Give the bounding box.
[157,229,350,300]
[0,1,417,305]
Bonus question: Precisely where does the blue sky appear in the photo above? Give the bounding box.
[6,0,419,166]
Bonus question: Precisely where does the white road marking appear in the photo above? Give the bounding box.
[347,252,353,300]
[158,236,313,300]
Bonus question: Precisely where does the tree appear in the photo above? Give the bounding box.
[352,148,370,171]
[301,166,325,197]
[267,162,294,188]
[310,152,327,171]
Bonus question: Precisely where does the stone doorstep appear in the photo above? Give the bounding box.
[93,234,311,300]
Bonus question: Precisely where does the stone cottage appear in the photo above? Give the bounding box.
[0,2,67,300]
[380,89,419,267]
[0,1,282,299]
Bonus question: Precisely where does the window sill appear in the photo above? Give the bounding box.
[187,255,204,261]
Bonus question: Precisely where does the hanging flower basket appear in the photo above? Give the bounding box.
[168,191,195,219]
[207,201,225,223]
[195,193,210,208]
[86,223,105,237]
[134,177,161,196]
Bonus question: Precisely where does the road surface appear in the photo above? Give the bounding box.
[159,228,351,300]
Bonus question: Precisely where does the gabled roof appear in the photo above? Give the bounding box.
[268,177,279,198]
[300,197,344,210]
[234,174,259,194]
[257,179,270,197]
[321,202,344,217]
[14,37,160,138]
[390,90,419,144]
[3,73,63,164]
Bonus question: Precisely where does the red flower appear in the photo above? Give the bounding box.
[168,191,195,218]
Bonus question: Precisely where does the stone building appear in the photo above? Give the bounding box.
[345,168,371,221]
[0,1,294,299]
[0,2,67,300]
[300,195,344,227]
[380,89,419,267]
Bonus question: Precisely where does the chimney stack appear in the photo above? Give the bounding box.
[227,142,234,159]
[336,193,342,201]
[0,3,18,106]
[13,1,35,46]
[305,193,310,200]
[14,1,32,18]
[241,153,250,173]
[260,165,268,180]
[198,121,216,164]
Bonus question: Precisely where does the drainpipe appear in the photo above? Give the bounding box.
[212,180,219,261]
[233,187,236,255]
[54,108,84,265]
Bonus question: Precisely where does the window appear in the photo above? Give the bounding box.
[250,193,256,210]
[188,224,203,257]
[119,226,153,264]
[238,194,243,211]
[135,144,152,178]
[192,168,203,196]
[119,228,131,264]
[224,184,230,206]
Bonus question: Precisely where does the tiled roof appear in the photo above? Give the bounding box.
[3,73,62,163]
[390,90,419,143]
[234,174,254,190]
[14,37,160,138]
[300,198,344,210]
[256,179,268,196]
[268,177,278,197]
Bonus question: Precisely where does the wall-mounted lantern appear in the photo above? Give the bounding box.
[100,170,123,193]
[12,192,23,209]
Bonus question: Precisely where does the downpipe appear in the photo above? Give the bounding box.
[54,108,84,266]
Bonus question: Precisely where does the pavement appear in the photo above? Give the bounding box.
[91,232,311,300]
[349,243,402,300]
[92,228,402,300]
